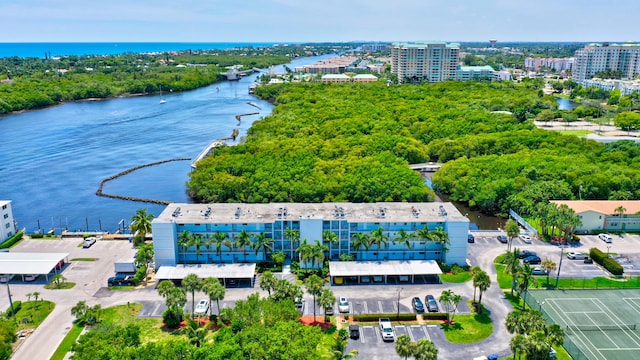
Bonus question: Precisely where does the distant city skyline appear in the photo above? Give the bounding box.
[1,0,638,43]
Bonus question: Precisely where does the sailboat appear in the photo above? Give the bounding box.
[159,85,167,104]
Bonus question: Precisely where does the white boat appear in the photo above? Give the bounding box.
[159,86,167,104]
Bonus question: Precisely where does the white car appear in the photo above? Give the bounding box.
[598,233,613,243]
[519,234,532,244]
[379,318,395,341]
[567,252,587,260]
[194,299,209,315]
[338,296,350,313]
[24,274,37,282]
[531,267,547,275]
[82,237,97,248]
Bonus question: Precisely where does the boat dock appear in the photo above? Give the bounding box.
[191,140,225,169]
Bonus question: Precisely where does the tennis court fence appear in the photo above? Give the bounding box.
[565,324,636,334]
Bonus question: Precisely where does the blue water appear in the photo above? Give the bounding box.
[0,42,279,58]
[0,54,335,233]
[556,97,577,110]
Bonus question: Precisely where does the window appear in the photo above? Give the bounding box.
[1,205,6,210]
[5,223,9,228]
[3,214,7,219]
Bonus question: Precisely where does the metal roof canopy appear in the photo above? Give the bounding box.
[329,260,442,277]
[0,252,69,275]
[156,263,256,281]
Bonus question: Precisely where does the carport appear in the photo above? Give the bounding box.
[0,252,69,282]
[155,263,256,287]
[329,260,442,285]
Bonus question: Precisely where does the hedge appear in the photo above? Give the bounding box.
[590,248,624,275]
[352,313,416,322]
[422,312,448,321]
[0,231,23,249]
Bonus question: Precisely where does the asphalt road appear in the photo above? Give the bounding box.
[3,233,639,360]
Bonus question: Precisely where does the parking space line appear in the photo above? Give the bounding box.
[363,301,369,314]
[377,300,384,313]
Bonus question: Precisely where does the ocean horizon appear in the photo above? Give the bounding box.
[0,42,281,58]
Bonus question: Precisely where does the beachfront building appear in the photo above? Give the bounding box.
[152,202,469,268]
[551,200,640,233]
[0,201,17,244]
[391,41,460,83]
[573,42,640,83]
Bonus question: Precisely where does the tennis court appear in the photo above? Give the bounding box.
[527,289,640,360]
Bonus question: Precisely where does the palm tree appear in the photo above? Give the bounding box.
[305,274,326,323]
[322,230,338,260]
[157,279,175,298]
[253,232,274,261]
[540,258,556,287]
[190,233,206,264]
[310,240,328,269]
[284,227,300,260]
[234,229,253,262]
[393,229,413,260]
[518,263,537,310]
[326,338,358,360]
[318,288,336,320]
[415,225,430,259]
[178,230,192,264]
[211,232,232,263]
[182,273,202,317]
[470,266,482,302]
[259,271,278,296]
[183,318,207,347]
[439,289,462,324]
[202,277,225,315]
[428,226,449,262]
[505,219,520,252]
[369,227,389,260]
[296,239,314,268]
[509,333,528,360]
[394,334,414,360]
[413,338,438,360]
[504,248,522,296]
[130,208,154,246]
[350,233,371,260]
[615,205,626,217]
[475,270,491,312]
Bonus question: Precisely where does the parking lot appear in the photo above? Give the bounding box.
[346,323,434,360]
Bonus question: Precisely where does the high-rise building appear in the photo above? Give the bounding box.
[573,42,640,83]
[0,200,17,244]
[391,42,460,83]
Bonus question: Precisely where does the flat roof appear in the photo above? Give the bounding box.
[329,260,442,277]
[154,202,467,225]
[0,252,68,275]
[155,263,256,280]
[551,200,640,215]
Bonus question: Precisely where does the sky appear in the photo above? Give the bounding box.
[1,0,639,43]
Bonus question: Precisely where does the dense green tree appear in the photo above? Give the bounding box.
[259,271,278,296]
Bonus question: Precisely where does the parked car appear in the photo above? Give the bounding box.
[349,324,360,339]
[194,299,210,315]
[522,255,542,265]
[567,252,587,260]
[0,274,14,283]
[467,233,475,243]
[519,234,532,244]
[360,276,370,283]
[295,298,305,315]
[325,304,334,315]
[338,296,350,313]
[379,318,395,341]
[497,235,508,243]
[107,273,135,286]
[517,250,537,259]
[584,257,594,264]
[598,233,613,243]
[373,275,384,283]
[425,295,439,312]
[24,274,37,282]
[82,237,97,248]
[412,297,425,313]
[531,267,547,275]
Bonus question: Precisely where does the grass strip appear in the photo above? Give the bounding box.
[50,322,85,360]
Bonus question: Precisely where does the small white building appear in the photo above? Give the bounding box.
[551,200,640,233]
[0,201,17,244]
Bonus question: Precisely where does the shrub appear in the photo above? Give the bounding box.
[133,266,146,284]
[5,301,21,317]
[0,231,23,249]
[422,312,448,321]
[438,261,452,273]
[352,313,416,322]
[589,248,624,275]
[338,329,348,340]
[29,233,44,239]
[162,308,183,328]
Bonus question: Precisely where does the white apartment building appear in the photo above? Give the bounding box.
[524,57,574,72]
[573,42,640,83]
[391,42,460,83]
[0,200,17,244]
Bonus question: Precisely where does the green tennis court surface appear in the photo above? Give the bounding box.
[528,289,640,360]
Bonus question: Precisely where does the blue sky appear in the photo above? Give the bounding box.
[1,0,638,43]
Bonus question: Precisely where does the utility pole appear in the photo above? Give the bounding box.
[396,288,403,320]
[6,283,17,325]
[555,246,565,289]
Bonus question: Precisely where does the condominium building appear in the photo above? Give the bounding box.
[524,57,574,72]
[152,202,469,268]
[573,42,640,83]
[391,42,460,83]
[0,200,17,244]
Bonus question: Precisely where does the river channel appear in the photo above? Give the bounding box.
[0,55,334,233]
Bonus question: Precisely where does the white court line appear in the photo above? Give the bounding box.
[583,312,620,349]
[623,298,640,314]
[544,298,604,360]
[592,298,640,347]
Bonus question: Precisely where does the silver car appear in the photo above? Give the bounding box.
[338,296,350,313]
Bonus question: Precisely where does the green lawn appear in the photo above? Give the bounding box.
[440,272,472,283]
[555,129,592,136]
[44,282,76,290]
[100,303,183,343]
[441,310,493,343]
[11,300,55,330]
[50,322,85,360]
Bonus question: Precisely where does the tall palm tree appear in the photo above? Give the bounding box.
[259,271,277,296]
[509,333,528,360]
[202,277,226,315]
[296,239,314,268]
[350,233,371,260]
[253,232,274,261]
[322,230,338,261]
[518,263,537,310]
[393,229,413,260]
[326,338,358,360]
[305,274,325,323]
[428,226,449,262]
[309,240,328,269]
[183,318,207,347]
[504,248,522,296]
[470,266,482,302]
[234,229,253,262]
[130,208,154,246]
[178,230,192,264]
[415,225,430,260]
[182,273,202,317]
[414,338,438,360]
[211,232,232,263]
[369,227,389,261]
[540,258,556,287]
[318,288,336,319]
[475,270,491,312]
[505,219,520,252]
[284,227,300,260]
[190,233,206,264]
[394,334,414,360]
